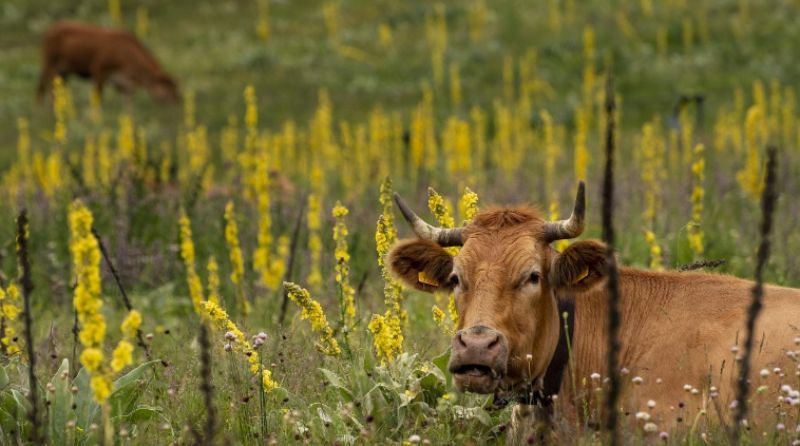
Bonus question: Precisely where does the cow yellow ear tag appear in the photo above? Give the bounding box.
[573,268,590,284]
[418,271,440,287]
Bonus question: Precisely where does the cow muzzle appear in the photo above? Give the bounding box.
[448,325,508,394]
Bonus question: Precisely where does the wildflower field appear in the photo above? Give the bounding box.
[1,0,800,444]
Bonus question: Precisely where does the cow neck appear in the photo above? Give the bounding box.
[515,294,575,407]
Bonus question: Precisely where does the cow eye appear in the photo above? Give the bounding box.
[529,272,540,285]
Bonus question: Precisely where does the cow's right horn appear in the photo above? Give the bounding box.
[544,181,586,242]
[393,193,464,247]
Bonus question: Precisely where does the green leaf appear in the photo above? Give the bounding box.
[47,359,75,446]
[431,348,452,388]
[0,366,9,389]
[319,368,353,401]
[123,405,162,424]
[109,360,159,419]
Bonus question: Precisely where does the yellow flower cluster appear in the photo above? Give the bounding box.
[458,187,479,225]
[178,209,205,312]
[643,230,663,271]
[573,108,589,181]
[332,202,355,324]
[427,187,455,228]
[284,282,341,357]
[206,256,220,305]
[256,0,270,40]
[199,300,278,392]
[368,313,403,365]
[306,193,323,289]
[244,85,258,153]
[0,283,22,355]
[224,202,245,286]
[687,143,705,257]
[252,154,284,289]
[70,200,139,402]
[737,105,765,200]
[52,76,68,144]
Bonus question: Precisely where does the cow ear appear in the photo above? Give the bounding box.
[550,240,608,292]
[388,239,455,293]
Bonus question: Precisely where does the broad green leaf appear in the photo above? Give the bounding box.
[319,368,353,401]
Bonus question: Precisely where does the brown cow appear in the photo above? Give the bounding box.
[388,182,800,443]
[37,21,180,103]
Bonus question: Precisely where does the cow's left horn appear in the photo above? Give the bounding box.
[544,181,586,242]
[393,193,464,247]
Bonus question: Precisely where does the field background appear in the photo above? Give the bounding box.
[0,0,799,444]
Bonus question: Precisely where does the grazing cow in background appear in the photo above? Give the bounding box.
[388,182,800,443]
[37,21,180,103]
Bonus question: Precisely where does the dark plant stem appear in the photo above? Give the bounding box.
[91,227,151,358]
[677,259,727,272]
[199,324,215,445]
[17,209,41,444]
[278,196,306,325]
[600,78,622,446]
[732,146,778,443]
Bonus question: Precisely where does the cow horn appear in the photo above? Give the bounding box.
[393,193,464,247]
[544,181,586,242]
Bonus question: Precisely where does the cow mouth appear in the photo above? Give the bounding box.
[450,364,501,393]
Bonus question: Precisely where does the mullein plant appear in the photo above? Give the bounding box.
[687,143,705,257]
[283,282,341,357]
[178,209,205,312]
[369,178,404,364]
[69,200,141,407]
[427,188,460,332]
[332,202,355,333]
[224,201,248,317]
[639,121,665,270]
[0,283,22,355]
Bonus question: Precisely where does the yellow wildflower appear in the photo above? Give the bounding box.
[110,340,134,372]
[332,202,356,324]
[207,256,220,305]
[687,143,705,256]
[458,187,479,225]
[368,313,403,365]
[224,202,245,285]
[199,300,279,392]
[120,310,142,339]
[306,193,323,289]
[284,282,341,357]
[90,375,112,402]
[80,348,104,372]
[178,209,204,312]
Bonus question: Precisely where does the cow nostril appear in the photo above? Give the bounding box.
[455,333,467,348]
[487,334,500,350]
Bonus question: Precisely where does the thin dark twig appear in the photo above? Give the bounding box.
[91,227,151,358]
[601,77,622,446]
[677,259,727,272]
[198,324,216,446]
[17,210,41,443]
[278,196,307,325]
[732,146,778,442]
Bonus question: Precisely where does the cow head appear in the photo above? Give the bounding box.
[150,74,181,103]
[388,182,608,394]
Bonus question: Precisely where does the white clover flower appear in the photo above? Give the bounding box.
[635,411,651,421]
[643,422,658,433]
[647,399,656,408]
[224,331,237,341]
[632,376,643,385]
[710,386,717,392]
[525,354,533,361]
[729,400,738,409]
[683,384,692,391]
[781,384,792,393]
[691,388,700,395]
[224,343,233,352]
[408,434,421,443]
[773,367,782,374]
[620,367,630,375]
[760,368,770,377]
[731,346,739,353]
[590,372,601,381]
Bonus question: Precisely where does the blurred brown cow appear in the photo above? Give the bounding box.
[37,21,180,103]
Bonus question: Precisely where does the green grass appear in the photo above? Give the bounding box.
[0,0,799,444]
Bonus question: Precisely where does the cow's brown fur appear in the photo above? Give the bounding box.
[38,21,179,102]
[389,205,800,431]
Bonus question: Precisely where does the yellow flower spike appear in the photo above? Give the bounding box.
[52,76,68,144]
[80,348,104,372]
[198,300,279,392]
[178,209,205,312]
[207,256,220,305]
[332,202,356,325]
[283,282,341,357]
[110,340,133,372]
[90,375,112,403]
[306,193,323,289]
[688,143,706,257]
[121,310,142,339]
[458,187,479,225]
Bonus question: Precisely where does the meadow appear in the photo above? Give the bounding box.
[0,0,799,444]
